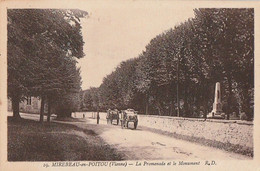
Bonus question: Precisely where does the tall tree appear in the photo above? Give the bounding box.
[8,9,88,120]
[81,8,254,120]
[193,8,254,119]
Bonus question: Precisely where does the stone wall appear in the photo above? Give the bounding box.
[80,112,253,149]
[137,115,253,149]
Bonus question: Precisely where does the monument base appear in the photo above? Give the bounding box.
[207,111,225,119]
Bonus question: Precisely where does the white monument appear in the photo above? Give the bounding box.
[207,82,225,119]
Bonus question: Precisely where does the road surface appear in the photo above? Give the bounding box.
[16,112,251,160]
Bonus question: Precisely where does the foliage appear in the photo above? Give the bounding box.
[82,8,254,120]
[8,9,88,119]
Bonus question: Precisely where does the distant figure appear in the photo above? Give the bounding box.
[97,112,100,124]
[83,113,85,118]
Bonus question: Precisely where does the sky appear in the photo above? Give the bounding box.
[77,2,195,90]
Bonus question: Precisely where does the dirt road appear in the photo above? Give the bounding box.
[19,113,251,160]
[71,116,251,160]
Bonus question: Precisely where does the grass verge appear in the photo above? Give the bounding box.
[8,117,123,161]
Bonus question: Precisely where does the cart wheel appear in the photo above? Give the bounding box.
[134,121,138,129]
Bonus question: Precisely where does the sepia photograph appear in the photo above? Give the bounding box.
[0,0,260,170]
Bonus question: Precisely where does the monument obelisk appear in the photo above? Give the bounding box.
[207,82,224,118]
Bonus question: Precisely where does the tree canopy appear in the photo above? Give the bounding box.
[81,8,254,120]
[8,9,88,120]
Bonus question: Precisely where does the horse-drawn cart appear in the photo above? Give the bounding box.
[120,109,138,129]
[106,109,120,125]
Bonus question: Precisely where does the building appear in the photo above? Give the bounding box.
[8,96,46,114]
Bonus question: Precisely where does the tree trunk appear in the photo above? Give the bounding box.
[227,75,233,120]
[40,96,45,123]
[176,57,180,117]
[170,100,173,116]
[145,93,149,115]
[203,99,208,119]
[97,106,100,124]
[12,97,21,119]
[183,86,189,117]
[47,99,51,122]
[241,86,252,120]
[156,102,163,116]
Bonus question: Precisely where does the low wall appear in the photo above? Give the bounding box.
[138,115,253,149]
[77,112,253,150]
[74,112,107,120]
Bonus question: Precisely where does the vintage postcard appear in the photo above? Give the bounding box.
[0,0,260,170]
